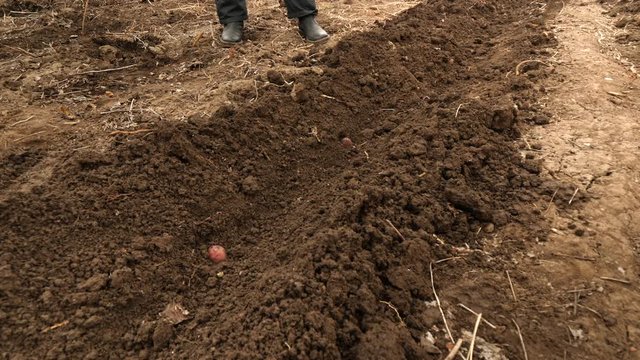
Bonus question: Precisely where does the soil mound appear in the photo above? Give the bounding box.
[0,0,565,358]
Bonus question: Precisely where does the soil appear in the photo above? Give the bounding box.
[601,0,640,69]
[1,0,638,359]
[529,1,640,358]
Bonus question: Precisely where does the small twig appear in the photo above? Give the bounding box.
[573,289,579,316]
[13,131,46,142]
[458,304,497,329]
[468,313,482,360]
[544,188,559,214]
[9,10,38,14]
[8,116,35,128]
[379,301,405,326]
[74,64,138,75]
[42,320,69,333]
[82,0,90,34]
[309,127,321,143]
[386,219,406,242]
[109,129,153,136]
[568,188,579,204]
[250,80,259,102]
[435,256,462,264]
[187,268,197,287]
[515,59,551,75]
[567,288,596,293]
[3,45,37,57]
[430,262,454,342]
[600,276,631,285]
[577,304,605,320]
[552,252,597,261]
[100,109,129,115]
[432,234,446,245]
[444,338,464,360]
[512,319,529,360]
[455,103,467,118]
[506,270,518,302]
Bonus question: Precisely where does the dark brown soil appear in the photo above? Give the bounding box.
[0,0,583,359]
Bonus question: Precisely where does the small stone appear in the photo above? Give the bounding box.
[484,223,495,233]
[160,303,189,325]
[574,228,585,237]
[341,137,354,149]
[216,271,224,278]
[532,114,551,125]
[152,321,174,350]
[78,274,108,291]
[419,336,441,354]
[148,46,165,55]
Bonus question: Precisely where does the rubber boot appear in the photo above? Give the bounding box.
[221,21,243,44]
[298,15,329,43]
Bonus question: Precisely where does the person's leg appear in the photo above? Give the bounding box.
[283,0,317,19]
[287,0,328,43]
[216,0,246,44]
[215,0,248,24]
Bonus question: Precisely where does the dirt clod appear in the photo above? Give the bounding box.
[152,321,174,350]
[78,274,109,292]
[110,267,133,289]
[241,175,260,195]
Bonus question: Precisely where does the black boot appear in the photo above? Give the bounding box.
[221,21,243,44]
[298,15,329,43]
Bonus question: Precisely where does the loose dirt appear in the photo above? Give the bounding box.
[1,0,638,359]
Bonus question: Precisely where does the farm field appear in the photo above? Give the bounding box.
[1,0,639,358]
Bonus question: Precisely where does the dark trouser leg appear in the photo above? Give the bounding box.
[283,0,317,19]
[215,0,248,24]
